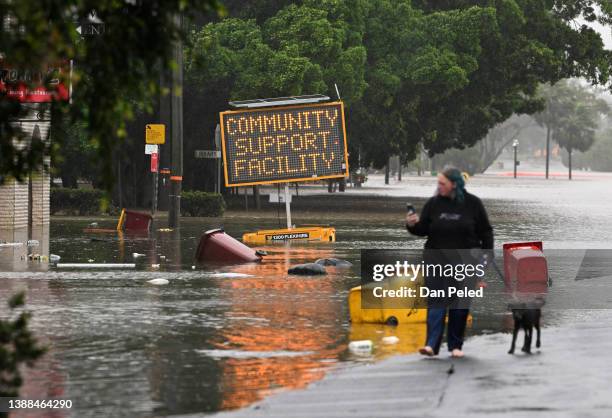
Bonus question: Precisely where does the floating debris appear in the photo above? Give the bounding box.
[147,278,169,285]
[54,263,136,269]
[348,340,373,355]
[0,242,23,248]
[381,336,400,345]
[209,272,254,278]
[288,263,327,275]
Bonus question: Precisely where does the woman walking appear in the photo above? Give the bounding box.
[406,167,493,358]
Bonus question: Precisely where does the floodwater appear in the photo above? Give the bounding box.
[0,172,611,418]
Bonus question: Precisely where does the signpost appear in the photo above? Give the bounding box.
[194,150,221,159]
[220,99,347,241]
[145,124,166,144]
[146,124,165,215]
[145,144,158,154]
[150,152,159,173]
[195,148,222,193]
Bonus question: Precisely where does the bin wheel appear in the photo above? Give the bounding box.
[386,316,399,326]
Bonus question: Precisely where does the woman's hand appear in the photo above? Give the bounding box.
[406,213,419,227]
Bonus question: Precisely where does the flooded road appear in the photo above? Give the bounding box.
[0,173,610,417]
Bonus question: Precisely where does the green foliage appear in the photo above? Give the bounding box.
[535,80,610,152]
[3,0,612,196]
[50,187,106,215]
[0,292,46,399]
[0,0,224,193]
[181,191,225,217]
[186,0,612,174]
[535,80,609,177]
[50,118,98,188]
[186,2,369,102]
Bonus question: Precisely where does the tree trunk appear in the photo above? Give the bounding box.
[253,185,260,209]
[568,149,572,180]
[117,157,123,209]
[545,124,551,179]
[398,162,402,181]
[384,160,390,185]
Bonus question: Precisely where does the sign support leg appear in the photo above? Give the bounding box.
[284,184,292,229]
[216,157,221,194]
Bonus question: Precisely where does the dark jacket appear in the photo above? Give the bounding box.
[406,190,493,250]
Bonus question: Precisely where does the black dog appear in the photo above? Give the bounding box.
[508,298,544,354]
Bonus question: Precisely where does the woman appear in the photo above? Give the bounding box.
[406,167,493,358]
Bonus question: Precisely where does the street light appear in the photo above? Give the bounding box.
[512,139,519,179]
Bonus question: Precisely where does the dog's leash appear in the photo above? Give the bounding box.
[487,256,505,281]
[476,253,504,280]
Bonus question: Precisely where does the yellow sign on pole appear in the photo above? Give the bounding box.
[145,124,165,144]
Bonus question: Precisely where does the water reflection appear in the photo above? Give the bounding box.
[209,247,345,410]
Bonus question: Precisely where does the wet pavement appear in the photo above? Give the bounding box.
[205,309,612,418]
[0,171,610,417]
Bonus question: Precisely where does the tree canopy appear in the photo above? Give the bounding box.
[536,80,610,178]
[188,0,612,171]
[2,0,612,193]
[1,0,223,193]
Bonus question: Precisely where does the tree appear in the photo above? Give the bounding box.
[49,119,98,188]
[555,97,609,179]
[1,0,223,197]
[536,80,609,179]
[184,0,612,182]
[431,115,537,175]
[567,129,612,172]
[185,2,368,187]
[0,293,46,406]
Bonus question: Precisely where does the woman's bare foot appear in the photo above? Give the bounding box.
[451,349,464,358]
[419,346,434,356]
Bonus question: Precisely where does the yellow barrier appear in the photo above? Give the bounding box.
[349,276,426,325]
[242,226,336,245]
[349,276,473,325]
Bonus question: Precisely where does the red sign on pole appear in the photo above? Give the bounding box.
[0,61,70,102]
[150,153,159,173]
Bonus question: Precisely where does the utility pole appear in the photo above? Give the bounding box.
[168,13,183,228]
[513,139,519,179]
[545,124,551,179]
